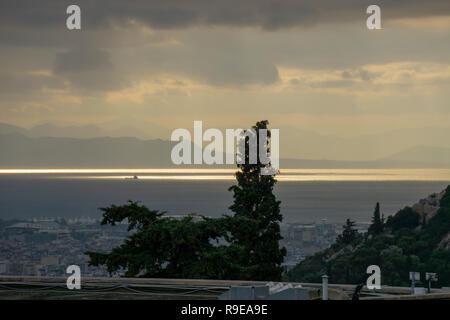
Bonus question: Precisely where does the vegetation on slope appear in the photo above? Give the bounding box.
[285,186,450,287]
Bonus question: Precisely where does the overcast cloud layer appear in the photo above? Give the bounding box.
[1,0,450,30]
[0,1,449,161]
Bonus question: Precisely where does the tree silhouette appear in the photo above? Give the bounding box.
[85,201,231,278]
[368,202,384,236]
[339,219,359,245]
[86,120,286,281]
[226,120,286,281]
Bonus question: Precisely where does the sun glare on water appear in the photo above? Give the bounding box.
[0,169,450,181]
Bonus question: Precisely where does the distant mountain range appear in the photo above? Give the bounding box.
[0,133,448,169]
[382,145,450,166]
[0,122,449,168]
[0,133,173,168]
[0,122,157,140]
[278,125,450,161]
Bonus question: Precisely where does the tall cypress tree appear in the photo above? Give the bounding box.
[227,120,286,281]
[368,202,384,235]
[86,120,287,281]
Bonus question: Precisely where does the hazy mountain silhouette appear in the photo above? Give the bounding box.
[280,126,450,161]
[0,123,28,136]
[382,145,450,165]
[0,133,174,168]
[0,122,155,140]
[3,122,450,161]
[0,131,448,168]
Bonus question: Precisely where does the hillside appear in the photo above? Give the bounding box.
[285,185,450,287]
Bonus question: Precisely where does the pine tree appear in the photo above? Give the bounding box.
[368,202,384,235]
[226,120,286,281]
[340,218,359,245]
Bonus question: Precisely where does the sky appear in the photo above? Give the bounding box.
[0,0,449,160]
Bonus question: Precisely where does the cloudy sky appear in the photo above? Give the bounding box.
[1,0,449,160]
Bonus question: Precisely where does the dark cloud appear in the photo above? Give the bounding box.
[0,72,64,95]
[55,49,112,73]
[341,71,353,79]
[122,35,281,87]
[341,69,381,81]
[174,53,280,87]
[206,61,279,86]
[0,0,448,91]
[309,79,356,88]
[0,0,448,31]
[53,48,123,91]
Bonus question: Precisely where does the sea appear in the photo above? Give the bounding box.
[1,169,449,224]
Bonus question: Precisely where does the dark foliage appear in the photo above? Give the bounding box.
[86,120,285,281]
[286,186,450,287]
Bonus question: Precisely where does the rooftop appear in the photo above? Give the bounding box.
[1,276,449,300]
